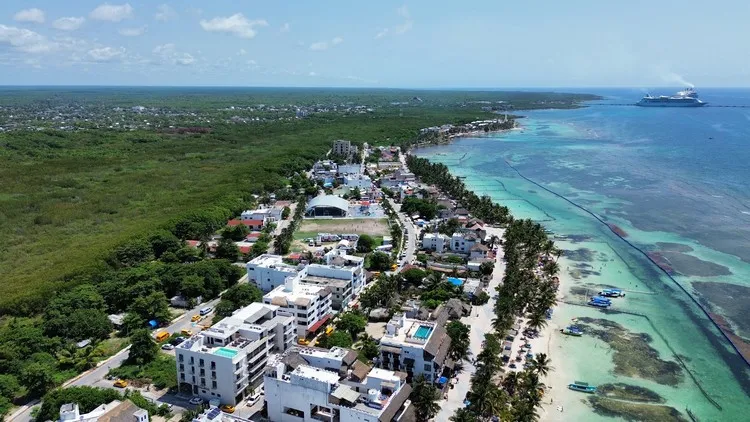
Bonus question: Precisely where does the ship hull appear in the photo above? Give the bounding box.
[636,102,707,107]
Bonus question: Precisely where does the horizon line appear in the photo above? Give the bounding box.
[0,84,748,90]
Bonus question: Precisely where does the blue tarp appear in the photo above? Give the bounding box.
[148,320,158,329]
[447,277,463,286]
[438,376,448,384]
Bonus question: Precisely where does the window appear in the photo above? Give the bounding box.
[424,364,431,371]
[178,354,184,362]
[179,364,184,371]
[200,369,205,376]
[199,358,205,367]
[212,381,217,389]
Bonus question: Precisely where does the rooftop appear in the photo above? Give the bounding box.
[381,315,439,348]
[248,254,298,272]
[264,279,331,307]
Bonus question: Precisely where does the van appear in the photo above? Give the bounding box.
[199,306,213,316]
[155,331,170,342]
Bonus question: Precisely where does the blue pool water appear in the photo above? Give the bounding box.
[414,325,434,340]
[214,347,238,358]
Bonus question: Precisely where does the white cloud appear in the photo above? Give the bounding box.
[200,14,268,39]
[155,4,177,22]
[152,43,195,66]
[280,22,290,33]
[14,8,46,24]
[52,17,86,31]
[118,26,147,37]
[309,41,328,51]
[90,3,134,22]
[376,5,413,39]
[0,24,53,53]
[397,5,410,19]
[310,36,344,51]
[238,48,247,56]
[309,71,317,76]
[88,46,125,62]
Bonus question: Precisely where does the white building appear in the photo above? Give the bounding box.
[265,347,412,422]
[305,249,365,310]
[241,207,282,223]
[377,314,452,382]
[246,254,299,292]
[59,401,147,422]
[337,164,362,176]
[450,232,480,254]
[343,174,373,190]
[263,276,333,339]
[469,244,490,260]
[176,303,295,405]
[421,233,450,253]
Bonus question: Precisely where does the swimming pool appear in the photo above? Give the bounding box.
[214,347,238,358]
[414,325,433,340]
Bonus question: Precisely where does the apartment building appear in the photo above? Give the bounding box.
[176,303,295,405]
[377,314,452,382]
[263,276,333,339]
[332,139,357,158]
[450,232,480,254]
[421,233,450,253]
[264,347,412,422]
[246,254,299,292]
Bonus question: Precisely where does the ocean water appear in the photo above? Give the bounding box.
[416,88,750,420]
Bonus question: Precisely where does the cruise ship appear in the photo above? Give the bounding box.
[637,88,707,107]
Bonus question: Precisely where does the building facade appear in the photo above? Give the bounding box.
[263,276,333,339]
[377,314,451,382]
[450,232,480,254]
[59,401,147,422]
[332,139,358,158]
[264,347,412,422]
[421,233,450,253]
[176,303,295,405]
[246,254,299,292]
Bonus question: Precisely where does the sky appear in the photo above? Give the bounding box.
[0,0,748,88]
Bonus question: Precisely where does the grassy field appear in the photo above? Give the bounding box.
[298,218,390,236]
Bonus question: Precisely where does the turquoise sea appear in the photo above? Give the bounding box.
[415,88,750,420]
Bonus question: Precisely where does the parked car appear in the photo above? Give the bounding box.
[189,397,204,405]
[113,379,128,388]
[181,329,193,336]
[220,405,235,414]
[191,314,202,322]
[161,343,175,351]
[170,336,185,346]
[199,306,213,316]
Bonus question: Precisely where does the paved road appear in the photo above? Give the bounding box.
[8,275,248,422]
[436,227,506,420]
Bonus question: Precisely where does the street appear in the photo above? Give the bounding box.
[435,227,506,420]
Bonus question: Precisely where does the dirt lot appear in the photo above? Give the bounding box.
[298,218,390,236]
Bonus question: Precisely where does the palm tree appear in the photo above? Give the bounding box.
[450,408,478,422]
[526,312,548,334]
[502,371,519,397]
[411,375,440,421]
[530,353,552,378]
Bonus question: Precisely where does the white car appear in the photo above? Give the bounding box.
[189,397,204,406]
[161,344,175,351]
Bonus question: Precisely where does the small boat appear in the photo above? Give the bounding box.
[600,289,625,298]
[588,299,611,308]
[568,381,597,393]
[561,326,583,336]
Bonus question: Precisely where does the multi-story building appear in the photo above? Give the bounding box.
[59,401,147,422]
[246,254,299,292]
[241,207,282,223]
[421,233,450,253]
[377,314,451,382]
[263,276,333,339]
[450,232,480,254]
[176,303,295,405]
[264,347,413,422]
[332,139,357,158]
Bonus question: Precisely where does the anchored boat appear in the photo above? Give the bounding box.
[568,381,597,393]
[561,326,583,336]
[599,288,625,298]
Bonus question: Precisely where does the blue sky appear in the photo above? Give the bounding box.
[0,1,747,87]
